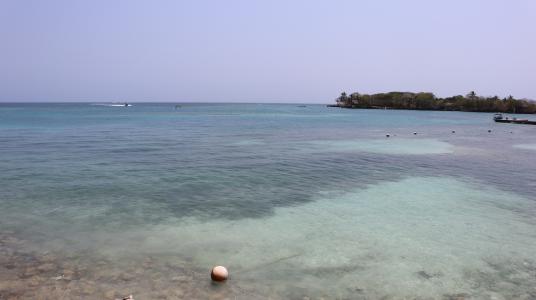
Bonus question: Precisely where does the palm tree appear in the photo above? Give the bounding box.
[507,95,516,113]
[466,91,477,100]
[337,92,350,107]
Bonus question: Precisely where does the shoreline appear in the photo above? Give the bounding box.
[327,104,536,114]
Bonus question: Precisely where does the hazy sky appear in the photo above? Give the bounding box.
[1,0,535,103]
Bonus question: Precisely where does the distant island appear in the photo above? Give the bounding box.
[331,91,536,114]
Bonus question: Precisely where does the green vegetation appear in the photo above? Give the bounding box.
[333,91,536,113]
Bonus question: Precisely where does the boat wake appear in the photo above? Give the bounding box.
[91,103,133,107]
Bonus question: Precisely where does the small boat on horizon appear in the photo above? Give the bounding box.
[493,113,536,125]
[91,102,132,107]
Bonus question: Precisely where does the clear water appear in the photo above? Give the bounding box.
[1,103,535,299]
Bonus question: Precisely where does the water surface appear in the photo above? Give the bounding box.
[1,103,535,299]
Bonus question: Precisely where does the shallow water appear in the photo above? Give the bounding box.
[308,138,453,154]
[1,103,535,299]
[513,143,536,151]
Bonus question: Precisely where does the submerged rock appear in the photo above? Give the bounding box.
[37,263,56,273]
[417,270,433,279]
[103,290,117,298]
[443,293,469,300]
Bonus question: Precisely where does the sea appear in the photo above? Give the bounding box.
[0,103,535,299]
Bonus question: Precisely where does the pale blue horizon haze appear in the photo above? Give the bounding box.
[1,0,535,103]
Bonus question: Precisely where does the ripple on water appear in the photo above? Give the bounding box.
[308,138,453,155]
[513,143,536,151]
[230,139,265,146]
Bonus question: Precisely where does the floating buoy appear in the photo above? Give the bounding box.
[211,266,228,282]
[386,134,390,137]
[413,132,417,135]
[488,129,491,133]
[451,130,455,134]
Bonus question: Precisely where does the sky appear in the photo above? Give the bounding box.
[1,0,535,103]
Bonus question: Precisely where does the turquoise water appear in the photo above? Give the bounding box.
[1,103,536,299]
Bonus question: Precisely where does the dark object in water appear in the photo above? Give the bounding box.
[493,113,536,125]
[416,270,433,279]
[443,293,470,300]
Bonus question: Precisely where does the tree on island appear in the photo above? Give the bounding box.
[336,92,349,106]
[334,91,536,113]
[466,91,477,100]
